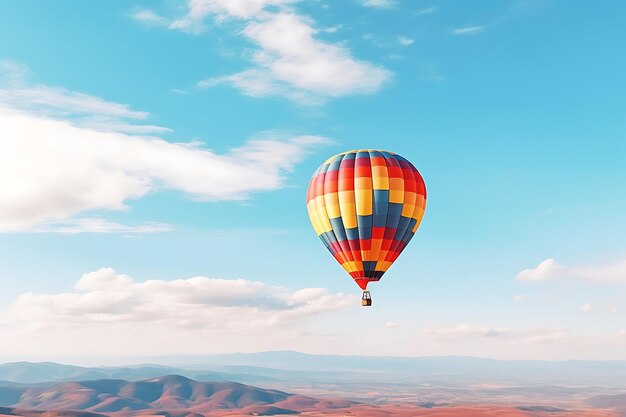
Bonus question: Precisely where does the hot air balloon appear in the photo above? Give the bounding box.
[306,150,426,306]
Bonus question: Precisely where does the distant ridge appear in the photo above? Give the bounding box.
[3,353,626,387]
[0,375,352,416]
[0,407,107,417]
[0,362,269,385]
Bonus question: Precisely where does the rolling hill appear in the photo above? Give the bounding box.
[0,375,351,416]
[0,374,621,417]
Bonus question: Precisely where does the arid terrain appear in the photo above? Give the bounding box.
[0,403,621,417]
[0,372,624,417]
[2,356,626,417]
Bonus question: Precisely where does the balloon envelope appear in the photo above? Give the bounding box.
[306,150,426,290]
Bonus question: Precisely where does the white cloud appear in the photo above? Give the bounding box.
[166,0,296,34]
[424,323,568,343]
[397,36,414,46]
[168,17,206,34]
[0,59,31,81]
[416,6,437,16]
[517,258,565,282]
[580,303,592,312]
[0,61,167,135]
[452,25,485,36]
[0,107,328,232]
[0,63,330,232]
[0,268,623,359]
[321,25,342,34]
[176,0,297,23]
[512,294,526,302]
[130,9,169,27]
[0,268,355,355]
[7,267,354,324]
[517,258,626,284]
[201,13,390,103]
[360,0,395,8]
[169,1,391,103]
[1,84,150,119]
[25,218,173,234]
[384,321,400,328]
[199,69,325,105]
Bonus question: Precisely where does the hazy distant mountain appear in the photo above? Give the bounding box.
[0,362,107,384]
[0,362,270,385]
[192,351,626,387]
[0,375,352,416]
[0,407,107,417]
[587,393,626,410]
[3,352,626,388]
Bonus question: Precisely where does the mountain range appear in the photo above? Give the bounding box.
[4,352,626,387]
[0,362,269,385]
[2,353,626,416]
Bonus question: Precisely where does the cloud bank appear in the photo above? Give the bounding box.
[4,268,354,330]
[0,268,355,357]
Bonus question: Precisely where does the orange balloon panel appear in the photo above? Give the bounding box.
[306,150,426,290]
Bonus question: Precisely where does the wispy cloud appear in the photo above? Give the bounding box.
[360,0,395,8]
[160,1,391,104]
[175,0,298,22]
[517,258,626,284]
[0,59,30,81]
[397,36,414,46]
[0,62,330,232]
[424,323,568,343]
[25,218,173,234]
[452,25,485,36]
[416,6,437,16]
[129,9,169,27]
[0,59,167,134]
[205,12,390,104]
[417,63,445,82]
[0,85,153,120]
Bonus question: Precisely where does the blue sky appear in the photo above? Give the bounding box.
[0,0,625,363]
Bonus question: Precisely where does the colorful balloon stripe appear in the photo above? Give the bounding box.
[306,150,426,290]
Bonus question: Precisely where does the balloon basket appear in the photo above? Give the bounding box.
[361,291,372,307]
